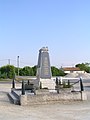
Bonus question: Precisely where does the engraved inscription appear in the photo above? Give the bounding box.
[43,57,49,75]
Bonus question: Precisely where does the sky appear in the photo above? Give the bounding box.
[0,0,90,68]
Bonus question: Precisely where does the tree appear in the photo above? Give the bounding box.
[76,63,86,71]
[51,66,65,76]
[75,63,90,73]
[0,65,15,79]
[21,66,34,76]
[32,65,37,76]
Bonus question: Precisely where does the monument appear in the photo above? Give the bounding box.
[8,47,87,105]
[36,47,55,89]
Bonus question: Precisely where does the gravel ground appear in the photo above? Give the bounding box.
[0,83,90,120]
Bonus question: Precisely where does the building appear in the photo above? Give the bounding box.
[63,67,85,74]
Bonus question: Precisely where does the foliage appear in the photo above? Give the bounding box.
[21,66,34,76]
[32,65,37,76]
[1,62,90,80]
[75,63,90,73]
[51,66,65,76]
[0,65,15,79]
[0,65,65,79]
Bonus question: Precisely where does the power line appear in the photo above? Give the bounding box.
[0,58,34,68]
[0,59,9,61]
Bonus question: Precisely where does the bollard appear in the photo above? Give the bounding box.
[22,80,25,95]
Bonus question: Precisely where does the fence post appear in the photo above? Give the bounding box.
[57,88,59,94]
[56,77,59,86]
[80,78,84,91]
[12,75,15,89]
[27,80,30,85]
[22,80,25,95]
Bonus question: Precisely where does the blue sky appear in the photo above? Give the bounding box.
[0,0,90,67]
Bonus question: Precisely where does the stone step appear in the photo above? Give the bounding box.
[11,90,20,99]
[8,93,20,105]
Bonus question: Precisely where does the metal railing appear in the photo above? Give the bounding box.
[55,77,84,93]
[12,76,84,95]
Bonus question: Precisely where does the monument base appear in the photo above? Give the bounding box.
[40,78,55,90]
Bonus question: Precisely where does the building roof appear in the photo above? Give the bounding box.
[63,67,80,71]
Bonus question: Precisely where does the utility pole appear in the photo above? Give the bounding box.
[17,56,19,76]
[8,59,10,65]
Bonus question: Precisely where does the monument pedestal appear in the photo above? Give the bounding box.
[40,78,55,90]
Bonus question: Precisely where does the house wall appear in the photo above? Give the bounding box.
[64,70,85,74]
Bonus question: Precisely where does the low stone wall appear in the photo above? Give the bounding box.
[20,91,87,106]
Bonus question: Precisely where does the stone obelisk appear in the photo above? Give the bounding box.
[36,47,55,89]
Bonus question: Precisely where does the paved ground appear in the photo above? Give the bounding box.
[0,83,90,120]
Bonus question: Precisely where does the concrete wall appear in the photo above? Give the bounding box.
[20,91,87,106]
